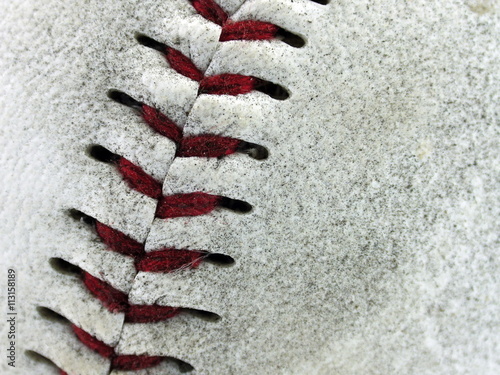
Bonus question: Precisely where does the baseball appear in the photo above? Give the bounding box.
[1,0,498,374]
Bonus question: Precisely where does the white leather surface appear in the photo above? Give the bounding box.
[0,0,498,374]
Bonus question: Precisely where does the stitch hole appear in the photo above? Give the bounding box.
[174,359,195,373]
[311,0,330,4]
[237,141,269,160]
[135,33,166,52]
[49,258,81,276]
[205,253,235,266]
[67,209,95,225]
[219,197,252,213]
[275,29,305,48]
[255,80,289,100]
[25,351,61,371]
[108,89,142,110]
[36,306,68,323]
[183,309,221,322]
[87,145,120,164]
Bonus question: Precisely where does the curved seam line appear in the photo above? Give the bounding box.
[106,1,251,371]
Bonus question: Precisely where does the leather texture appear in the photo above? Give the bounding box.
[0,0,498,374]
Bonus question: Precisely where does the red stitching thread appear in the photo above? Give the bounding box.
[95,221,144,258]
[103,152,226,217]
[126,304,179,324]
[141,104,183,143]
[72,325,164,371]
[179,135,241,158]
[82,271,182,322]
[79,221,207,323]
[135,249,204,273]
[82,272,128,313]
[164,46,204,82]
[220,20,280,41]
[73,325,115,358]
[190,0,280,42]
[59,1,278,373]
[141,103,243,157]
[116,157,163,199]
[156,192,221,218]
[190,0,228,26]
[95,221,205,272]
[199,74,262,96]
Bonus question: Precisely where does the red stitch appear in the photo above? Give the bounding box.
[72,325,164,371]
[136,249,205,272]
[126,304,180,323]
[199,74,261,96]
[220,20,280,42]
[82,271,183,323]
[80,229,200,321]
[178,135,241,157]
[141,104,183,143]
[95,221,145,257]
[94,220,204,273]
[188,0,283,43]
[165,46,204,82]
[113,355,164,371]
[71,1,265,366]
[140,104,242,157]
[81,272,128,314]
[61,1,268,372]
[59,371,68,375]
[72,324,115,359]
[156,192,221,219]
[190,0,228,26]
[116,157,163,199]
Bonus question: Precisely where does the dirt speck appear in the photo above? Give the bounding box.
[415,139,433,161]
[468,1,496,14]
